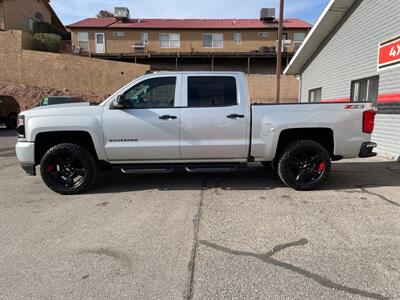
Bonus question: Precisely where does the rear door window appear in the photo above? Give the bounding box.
[188,76,237,107]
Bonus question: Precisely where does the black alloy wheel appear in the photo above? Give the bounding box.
[40,143,97,194]
[278,140,331,190]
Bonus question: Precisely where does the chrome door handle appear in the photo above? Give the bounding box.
[159,115,177,120]
[226,113,245,119]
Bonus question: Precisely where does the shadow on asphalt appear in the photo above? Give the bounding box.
[90,161,400,195]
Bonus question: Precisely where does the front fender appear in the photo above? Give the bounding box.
[25,115,107,161]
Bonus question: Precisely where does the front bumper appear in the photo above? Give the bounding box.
[16,141,36,175]
[359,142,377,158]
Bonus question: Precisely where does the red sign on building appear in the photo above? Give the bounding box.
[378,35,400,71]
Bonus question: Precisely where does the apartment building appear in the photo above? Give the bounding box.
[0,0,64,33]
[67,8,311,74]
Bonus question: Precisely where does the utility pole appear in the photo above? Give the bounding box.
[275,0,285,103]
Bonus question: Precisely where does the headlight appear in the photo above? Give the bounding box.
[16,115,25,138]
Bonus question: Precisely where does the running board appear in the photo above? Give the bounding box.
[117,163,244,174]
[121,165,175,174]
[185,164,240,173]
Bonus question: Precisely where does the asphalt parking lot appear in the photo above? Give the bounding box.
[1,128,399,300]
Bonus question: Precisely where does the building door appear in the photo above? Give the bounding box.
[95,33,105,53]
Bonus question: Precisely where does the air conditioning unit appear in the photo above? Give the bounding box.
[260,8,275,22]
[114,7,130,19]
[258,32,270,38]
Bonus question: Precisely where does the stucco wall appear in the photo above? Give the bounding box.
[19,51,149,94]
[0,30,150,94]
[3,0,51,33]
[248,74,298,103]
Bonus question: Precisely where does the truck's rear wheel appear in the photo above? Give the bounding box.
[40,143,97,195]
[277,139,331,191]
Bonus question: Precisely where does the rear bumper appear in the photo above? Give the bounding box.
[359,142,377,158]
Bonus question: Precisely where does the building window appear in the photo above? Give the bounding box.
[113,31,125,37]
[234,33,242,45]
[203,33,223,48]
[34,11,43,22]
[28,18,34,32]
[160,33,180,48]
[188,76,237,107]
[140,32,149,44]
[258,32,269,38]
[77,32,89,50]
[350,76,379,105]
[309,88,322,102]
[293,32,306,51]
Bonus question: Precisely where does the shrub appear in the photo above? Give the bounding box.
[33,21,70,40]
[34,33,61,53]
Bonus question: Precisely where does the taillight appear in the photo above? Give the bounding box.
[362,109,375,134]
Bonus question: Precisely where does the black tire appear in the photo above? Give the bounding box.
[261,161,278,176]
[40,143,97,195]
[277,139,331,191]
[6,113,17,129]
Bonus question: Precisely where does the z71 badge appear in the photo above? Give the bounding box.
[344,104,365,109]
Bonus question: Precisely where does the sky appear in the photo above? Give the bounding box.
[51,0,330,26]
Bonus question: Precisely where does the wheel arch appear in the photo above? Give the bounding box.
[275,128,334,159]
[34,131,99,165]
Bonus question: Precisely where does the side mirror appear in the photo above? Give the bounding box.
[113,95,126,109]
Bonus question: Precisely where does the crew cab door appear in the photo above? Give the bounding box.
[102,75,182,161]
[179,74,249,159]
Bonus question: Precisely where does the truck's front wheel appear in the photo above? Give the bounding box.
[277,140,331,191]
[40,143,97,195]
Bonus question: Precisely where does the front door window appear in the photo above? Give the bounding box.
[124,77,176,109]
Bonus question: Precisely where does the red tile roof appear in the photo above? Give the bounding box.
[67,18,311,29]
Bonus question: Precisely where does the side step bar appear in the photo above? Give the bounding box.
[121,165,175,174]
[185,164,240,173]
[117,163,245,174]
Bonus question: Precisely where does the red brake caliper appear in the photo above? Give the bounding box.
[318,162,325,172]
[47,164,55,173]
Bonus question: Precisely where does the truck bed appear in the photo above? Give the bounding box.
[250,102,374,161]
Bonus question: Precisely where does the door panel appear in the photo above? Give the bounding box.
[103,108,180,161]
[102,75,181,161]
[179,75,249,159]
[95,33,105,53]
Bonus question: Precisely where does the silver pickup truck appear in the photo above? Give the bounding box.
[15,72,377,194]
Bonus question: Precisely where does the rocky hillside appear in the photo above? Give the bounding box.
[0,82,109,110]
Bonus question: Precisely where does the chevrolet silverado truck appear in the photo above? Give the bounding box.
[15,72,377,194]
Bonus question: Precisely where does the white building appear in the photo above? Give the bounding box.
[285,0,400,160]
